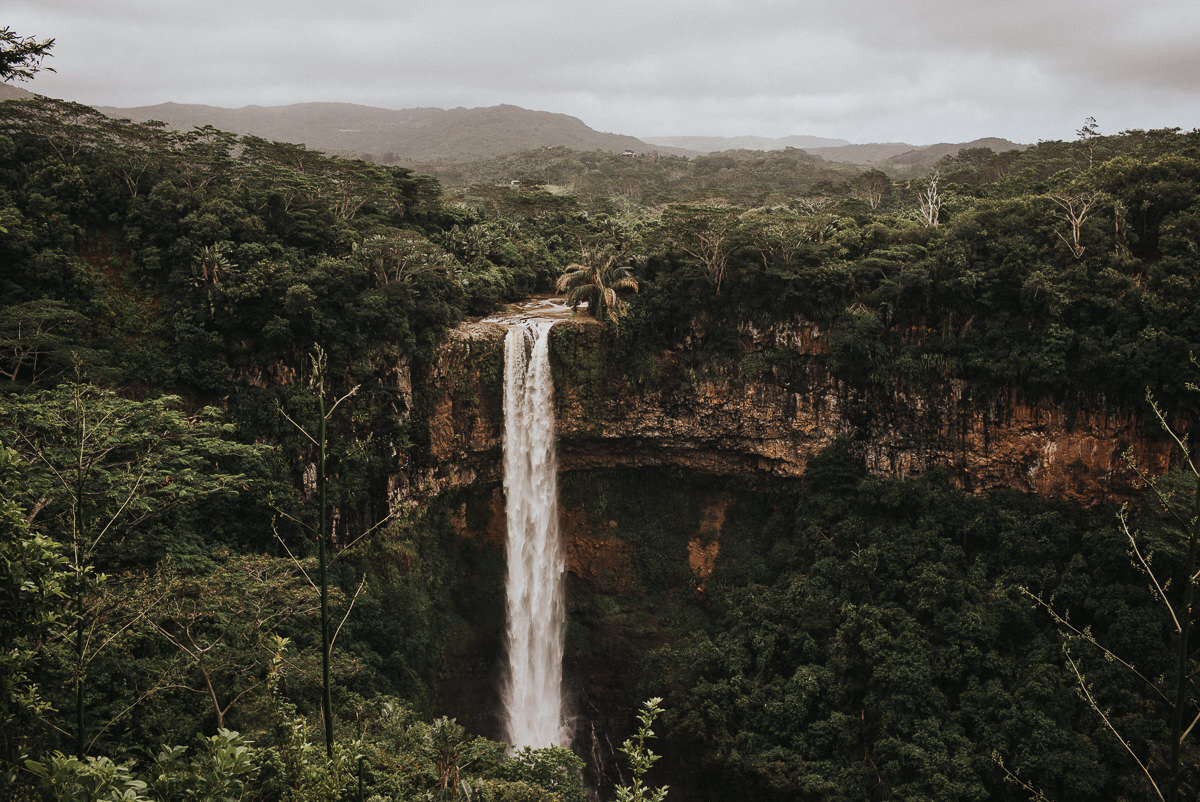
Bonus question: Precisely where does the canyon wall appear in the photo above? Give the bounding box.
[404,317,1172,511]
[413,314,1177,782]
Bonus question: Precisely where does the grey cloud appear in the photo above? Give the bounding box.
[7,0,1198,144]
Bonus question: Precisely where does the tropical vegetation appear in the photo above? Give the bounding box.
[2,28,1199,799]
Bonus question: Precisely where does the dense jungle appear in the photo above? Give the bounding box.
[2,78,1200,802]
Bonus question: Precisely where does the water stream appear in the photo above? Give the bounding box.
[501,317,568,748]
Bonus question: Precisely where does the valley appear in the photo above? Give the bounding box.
[1,87,1197,800]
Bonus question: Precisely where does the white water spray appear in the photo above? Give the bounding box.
[501,318,567,748]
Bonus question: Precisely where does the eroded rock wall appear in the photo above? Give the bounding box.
[400,316,1171,523]
[389,322,506,507]
[406,317,1172,513]
[414,315,1177,792]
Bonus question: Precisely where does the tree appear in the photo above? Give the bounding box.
[1028,387,1199,801]
[614,698,668,802]
[0,299,92,386]
[278,348,352,759]
[501,745,586,802]
[741,209,814,270]
[0,27,54,83]
[322,157,392,221]
[915,170,942,227]
[0,96,110,163]
[555,249,640,325]
[23,729,259,800]
[1077,116,1101,168]
[852,169,891,209]
[0,446,71,770]
[790,194,837,216]
[352,231,459,286]
[275,346,384,758]
[101,116,173,198]
[1077,116,1100,140]
[133,554,319,731]
[1049,190,1105,259]
[660,202,742,293]
[0,382,262,756]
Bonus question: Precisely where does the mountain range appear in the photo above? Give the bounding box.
[93,101,691,162]
[0,83,35,102]
[643,134,852,152]
[1,85,1027,170]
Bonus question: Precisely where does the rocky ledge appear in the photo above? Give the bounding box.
[398,315,1172,509]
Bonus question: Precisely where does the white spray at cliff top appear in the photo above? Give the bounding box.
[501,317,568,748]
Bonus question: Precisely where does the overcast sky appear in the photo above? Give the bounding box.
[8,0,1200,145]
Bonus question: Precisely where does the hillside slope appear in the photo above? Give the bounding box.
[95,100,689,162]
[0,84,36,102]
[644,133,852,152]
[805,136,1028,169]
[12,88,1026,173]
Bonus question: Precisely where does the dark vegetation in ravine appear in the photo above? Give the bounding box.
[558,460,1190,802]
[1,82,1199,800]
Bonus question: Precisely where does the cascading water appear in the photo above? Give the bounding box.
[501,318,568,749]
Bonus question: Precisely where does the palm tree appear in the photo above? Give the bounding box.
[555,251,639,325]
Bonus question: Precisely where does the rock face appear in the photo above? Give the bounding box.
[409,317,1171,516]
[389,322,506,508]
[418,313,1176,769]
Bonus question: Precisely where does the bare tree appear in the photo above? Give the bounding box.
[1050,191,1105,259]
[852,169,891,209]
[661,201,742,293]
[1026,383,1199,801]
[916,171,941,227]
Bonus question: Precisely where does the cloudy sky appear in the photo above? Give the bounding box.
[8,0,1200,145]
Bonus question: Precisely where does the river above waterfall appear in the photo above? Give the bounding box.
[482,295,581,325]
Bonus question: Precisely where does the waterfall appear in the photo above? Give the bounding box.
[501,318,567,748]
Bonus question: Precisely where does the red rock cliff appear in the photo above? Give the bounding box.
[404,317,1173,509]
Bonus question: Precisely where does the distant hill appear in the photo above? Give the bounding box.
[0,84,36,102]
[801,142,920,164]
[646,132,1028,175]
[9,89,1028,174]
[94,101,693,163]
[876,137,1029,168]
[806,137,1028,173]
[643,134,851,153]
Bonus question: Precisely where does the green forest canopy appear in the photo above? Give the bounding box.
[1,91,1198,799]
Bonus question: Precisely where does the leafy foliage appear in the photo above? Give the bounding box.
[610,127,1200,413]
[556,255,639,324]
[0,26,54,83]
[2,79,1199,802]
[614,698,668,802]
[555,458,1198,801]
[0,446,71,769]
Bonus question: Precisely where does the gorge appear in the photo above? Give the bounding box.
[5,93,1197,799]
[396,309,1180,796]
[410,315,1173,514]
